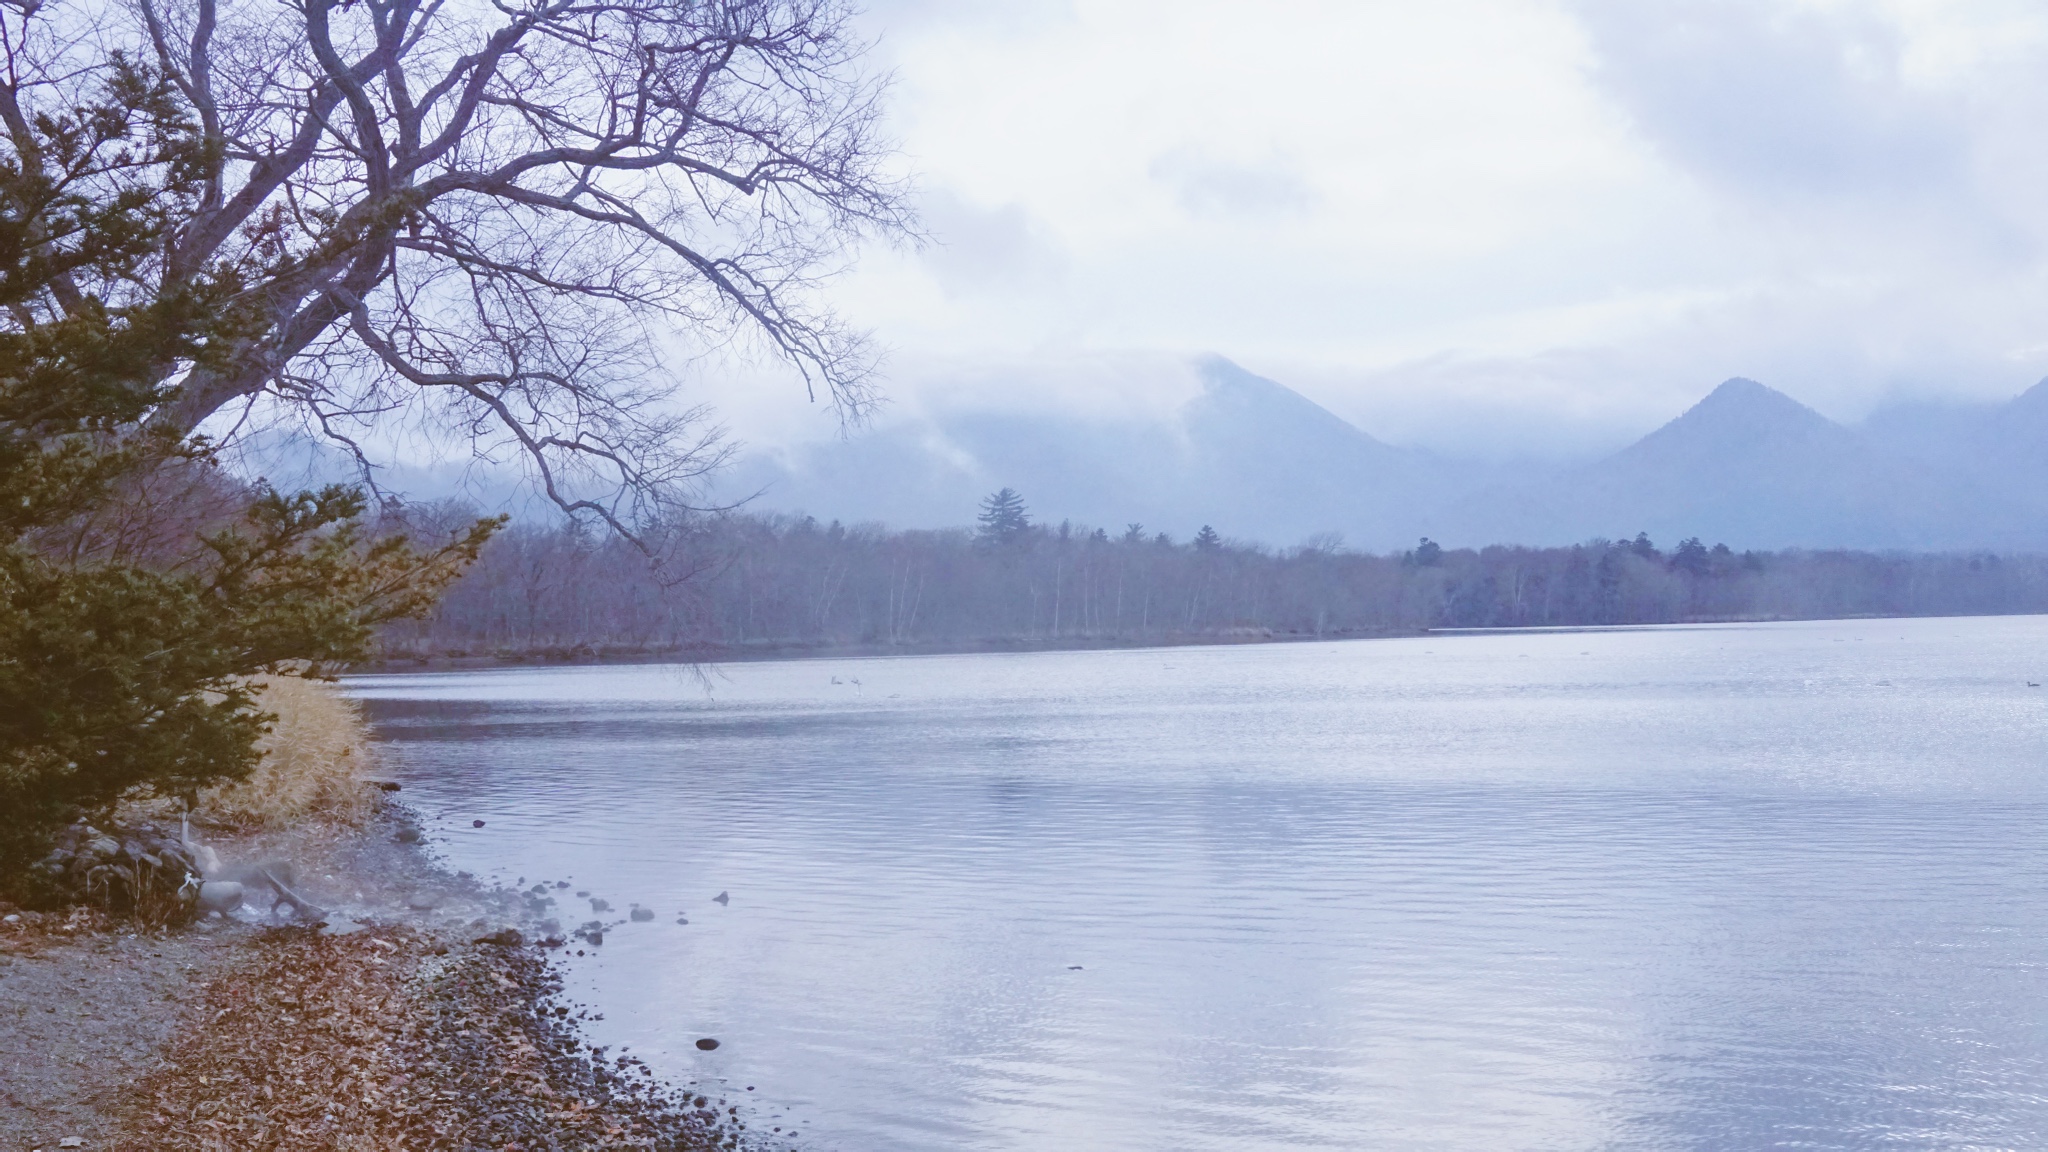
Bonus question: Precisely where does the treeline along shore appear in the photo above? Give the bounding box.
[372,502,2048,664]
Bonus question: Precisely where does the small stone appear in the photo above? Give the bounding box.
[589,897,611,912]
[712,891,729,905]
[629,907,654,922]
[472,927,523,947]
[394,827,423,844]
[695,1037,720,1051]
[472,819,486,828]
[61,1137,86,1148]
[405,892,441,911]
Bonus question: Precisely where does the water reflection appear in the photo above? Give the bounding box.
[351,617,2048,1150]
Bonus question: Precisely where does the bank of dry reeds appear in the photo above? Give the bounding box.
[194,676,375,828]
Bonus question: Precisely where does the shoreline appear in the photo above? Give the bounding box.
[355,605,2009,675]
[361,624,1399,672]
[0,800,749,1151]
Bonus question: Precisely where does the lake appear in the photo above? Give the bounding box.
[347,615,2048,1150]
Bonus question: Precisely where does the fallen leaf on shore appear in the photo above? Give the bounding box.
[110,925,744,1150]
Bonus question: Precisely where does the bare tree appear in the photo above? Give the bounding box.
[1,0,909,529]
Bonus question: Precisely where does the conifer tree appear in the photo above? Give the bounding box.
[976,488,1030,546]
[0,50,498,877]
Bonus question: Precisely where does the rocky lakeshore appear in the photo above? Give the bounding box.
[0,804,757,1152]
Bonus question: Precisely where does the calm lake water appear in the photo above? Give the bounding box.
[347,616,2048,1151]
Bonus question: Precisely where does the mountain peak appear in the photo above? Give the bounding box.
[1662,377,1835,434]
[1694,376,1804,412]
[1601,377,1847,475]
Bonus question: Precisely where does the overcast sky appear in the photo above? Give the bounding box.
[713,0,2048,462]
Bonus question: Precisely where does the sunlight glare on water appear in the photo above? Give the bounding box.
[348,616,2048,1151]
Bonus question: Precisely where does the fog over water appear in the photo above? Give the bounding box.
[350,615,2048,1150]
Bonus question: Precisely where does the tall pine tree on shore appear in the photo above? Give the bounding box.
[977,488,1031,546]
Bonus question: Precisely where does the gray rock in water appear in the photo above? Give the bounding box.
[196,880,245,915]
[629,906,654,922]
[588,897,611,913]
[404,892,441,911]
[695,1037,720,1051]
[712,891,729,906]
[472,927,523,947]
[394,826,423,844]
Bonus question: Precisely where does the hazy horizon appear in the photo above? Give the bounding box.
[687,0,2048,466]
[217,0,2048,551]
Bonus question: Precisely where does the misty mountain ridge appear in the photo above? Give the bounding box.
[723,356,1474,549]
[733,358,2048,553]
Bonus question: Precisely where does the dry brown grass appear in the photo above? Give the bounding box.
[195,676,376,828]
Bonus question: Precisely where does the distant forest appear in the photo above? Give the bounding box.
[370,491,2048,663]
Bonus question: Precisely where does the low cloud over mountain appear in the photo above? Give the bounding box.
[733,357,2048,554]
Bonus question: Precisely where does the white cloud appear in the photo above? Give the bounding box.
[709,0,2048,462]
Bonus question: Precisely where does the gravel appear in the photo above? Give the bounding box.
[112,924,742,1150]
[1,805,763,1151]
[0,911,240,1152]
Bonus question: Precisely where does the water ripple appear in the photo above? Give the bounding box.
[353,616,2048,1150]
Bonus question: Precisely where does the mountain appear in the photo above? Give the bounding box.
[1433,378,1971,550]
[724,356,1467,549]
[737,366,2048,553]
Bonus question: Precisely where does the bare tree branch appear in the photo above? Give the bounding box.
[5,0,911,525]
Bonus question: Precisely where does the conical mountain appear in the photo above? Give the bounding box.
[1435,378,1953,549]
[725,357,1452,548]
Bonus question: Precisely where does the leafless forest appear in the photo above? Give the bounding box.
[370,510,2048,662]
